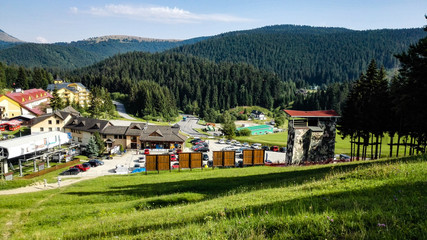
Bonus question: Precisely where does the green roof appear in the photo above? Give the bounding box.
[237,125,273,131]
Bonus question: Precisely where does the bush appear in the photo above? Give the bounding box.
[237,128,251,136]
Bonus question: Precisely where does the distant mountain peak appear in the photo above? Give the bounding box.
[0,29,24,43]
[82,35,181,43]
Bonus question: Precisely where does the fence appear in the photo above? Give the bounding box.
[22,159,80,179]
[145,153,203,173]
[144,150,266,173]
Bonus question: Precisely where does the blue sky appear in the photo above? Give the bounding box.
[1,0,426,43]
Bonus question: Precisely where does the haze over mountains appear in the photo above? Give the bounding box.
[0,25,425,85]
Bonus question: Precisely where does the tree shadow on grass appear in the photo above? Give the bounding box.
[65,180,427,239]
[64,157,423,200]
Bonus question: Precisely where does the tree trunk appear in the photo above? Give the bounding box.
[396,134,401,157]
[379,135,382,158]
[375,134,379,159]
[371,133,374,160]
[350,134,353,161]
[357,135,361,160]
[389,134,393,158]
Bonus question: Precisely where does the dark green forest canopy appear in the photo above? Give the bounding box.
[67,52,296,115]
[172,25,426,85]
[0,43,99,69]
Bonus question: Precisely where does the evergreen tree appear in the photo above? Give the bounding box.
[50,87,63,111]
[16,66,29,89]
[94,132,106,156]
[221,111,236,139]
[86,136,99,157]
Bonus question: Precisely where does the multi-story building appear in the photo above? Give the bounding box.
[46,81,90,107]
[0,88,53,119]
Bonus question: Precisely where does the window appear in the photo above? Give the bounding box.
[49,127,52,132]
[56,120,60,124]
[48,120,52,124]
[40,127,44,132]
[56,127,60,131]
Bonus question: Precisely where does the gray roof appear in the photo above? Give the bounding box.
[46,82,88,93]
[61,106,81,116]
[30,110,72,126]
[64,116,111,133]
[140,125,186,142]
[125,122,147,136]
[103,126,128,135]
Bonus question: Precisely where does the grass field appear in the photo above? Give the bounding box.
[0,155,426,239]
[234,131,412,158]
[235,132,287,147]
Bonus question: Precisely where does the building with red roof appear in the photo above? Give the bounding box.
[284,109,340,164]
[0,88,53,119]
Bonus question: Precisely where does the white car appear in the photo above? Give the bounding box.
[222,146,235,151]
[251,143,262,149]
[218,139,225,144]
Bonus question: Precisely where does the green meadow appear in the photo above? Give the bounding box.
[0,155,426,239]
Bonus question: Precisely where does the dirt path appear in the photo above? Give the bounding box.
[0,176,97,195]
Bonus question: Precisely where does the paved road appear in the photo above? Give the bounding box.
[113,100,135,120]
[177,115,208,138]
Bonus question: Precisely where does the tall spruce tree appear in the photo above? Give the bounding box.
[50,87,63,111]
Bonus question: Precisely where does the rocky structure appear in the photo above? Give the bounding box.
[284,110,340,164]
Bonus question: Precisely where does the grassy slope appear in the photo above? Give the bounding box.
[0,155,426,239]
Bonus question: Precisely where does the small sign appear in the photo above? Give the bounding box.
[4,172,13,181]
[38,163,45,171]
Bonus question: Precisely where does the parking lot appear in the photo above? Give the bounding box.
[61,140,287,178]
[199,139,287,164]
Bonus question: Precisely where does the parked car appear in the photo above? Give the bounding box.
[234,141,241,146]
[242,142,250,147]
[226,139,232,144]
[138,156,146,163]
[192,145,204,151]
[70,164,90,172]
[280,147,287,153]
[218,139,225,144]
[222,146,235,151]
[270,146,279,152]
[176,149,183,154]
[202,153,209,161]
[88,159,104,167]
[261,146,270,151]
[172,162,180,169]
[190,138,200,143]
[170,154,178,161]
[144,149,150,155]
[195,147,209,152]
[251,143,261,149]
[60,168,80,175]
[195,142,208,147]
[190,138,203,145]
[340,154,351,161]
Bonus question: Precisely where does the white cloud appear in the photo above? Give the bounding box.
[69,7,78,14]
[36,36,49,43]
[85,4,251,23]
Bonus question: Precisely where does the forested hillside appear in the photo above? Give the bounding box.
[59,36,208,60]
[0,43,99,69]
[67,52,296,118]
[0,34,207,69]
[173,25,426,85]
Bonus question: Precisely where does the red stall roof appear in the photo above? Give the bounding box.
[284,110,340,118]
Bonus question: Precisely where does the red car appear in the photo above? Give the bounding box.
[172,162,179,169]
[170,154,178,161]
[144,149,150,155]
[270,146,279,152]
[70,163,90,172]
[176,149,183,154]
